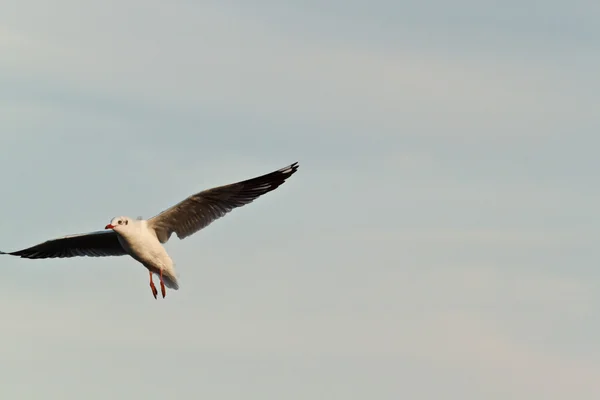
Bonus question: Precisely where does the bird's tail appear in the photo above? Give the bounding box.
[162,269,180,290]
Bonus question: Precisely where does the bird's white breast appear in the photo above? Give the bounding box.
[116,220,173,271]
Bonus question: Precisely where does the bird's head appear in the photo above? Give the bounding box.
[105,216,132,231]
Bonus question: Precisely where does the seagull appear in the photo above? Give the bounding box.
[1,162,299,299]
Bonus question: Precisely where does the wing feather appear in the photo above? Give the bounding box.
[147,162,299,243]
[0,230,127,259]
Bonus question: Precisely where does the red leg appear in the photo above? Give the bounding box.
[149,270,158,299]
[159,269,166,298]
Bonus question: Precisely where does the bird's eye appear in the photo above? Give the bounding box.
[125,220,128,225]
[118,220,123,225]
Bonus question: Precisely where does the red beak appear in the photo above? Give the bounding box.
[105,224,115,229]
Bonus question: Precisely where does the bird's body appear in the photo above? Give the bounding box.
[1,162,299,298]
[113,218,179,290]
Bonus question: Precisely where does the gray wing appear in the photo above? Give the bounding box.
[0,230,127,259]
[147,162,299,243]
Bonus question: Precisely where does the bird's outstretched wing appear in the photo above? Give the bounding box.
[147,162,299,243]
[0,230,127,259]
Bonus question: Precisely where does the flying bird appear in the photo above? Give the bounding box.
[1,162,299,299]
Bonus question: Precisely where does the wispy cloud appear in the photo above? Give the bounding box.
[2,2,595,139]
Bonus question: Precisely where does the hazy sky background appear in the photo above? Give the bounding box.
[1,1,599,399]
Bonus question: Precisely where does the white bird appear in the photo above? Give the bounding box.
[1,162,299,299]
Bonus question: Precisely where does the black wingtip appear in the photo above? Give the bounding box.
[0,250,23,257]
[272,162,299,184]
[279,162,299,176]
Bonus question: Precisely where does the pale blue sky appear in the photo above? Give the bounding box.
[1,1,599,399]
